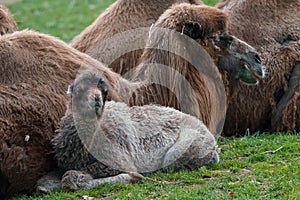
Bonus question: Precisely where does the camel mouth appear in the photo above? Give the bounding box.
[238,63,266,85]
[95,103,101,110]
[94,99,103,119]
[88,95,102,107]
[239,76,259,85]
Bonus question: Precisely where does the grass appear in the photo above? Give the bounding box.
[13,133,300,200]
[4,0,299,199]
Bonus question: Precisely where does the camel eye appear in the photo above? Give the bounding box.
[220,34,233,45]
[213,33,234,49]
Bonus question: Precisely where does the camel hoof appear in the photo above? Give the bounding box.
[35,186,52,195]
[127,172,145,183]
[209,151,220,165]
[61,170,93,192]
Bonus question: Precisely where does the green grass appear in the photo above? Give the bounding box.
[6,0,218,42]
[6,0,116,42]
[4,0,299,199]
[204,0,219,6]
[13,133,300,200]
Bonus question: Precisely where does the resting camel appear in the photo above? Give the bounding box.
[0,30,121,198]
[123,3,265,135]
[0,3,264,198]
[0,4,17,35]
[216,0,300,135]
[36,69,219,192]
[36,3,266,194]
[70,0,203,75]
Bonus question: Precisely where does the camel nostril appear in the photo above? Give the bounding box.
[255,54,262,64]
[94,97,102,109]
[95,97,100,102]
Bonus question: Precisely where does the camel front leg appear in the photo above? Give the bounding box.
[84,172,144,190]
[61,170,144,192]
[272,62,300,131]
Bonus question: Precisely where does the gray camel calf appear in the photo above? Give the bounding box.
[36,69,219,193]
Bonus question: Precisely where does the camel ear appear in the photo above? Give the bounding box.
[183,21,203,39]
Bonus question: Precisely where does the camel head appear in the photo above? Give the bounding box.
[67,69,109,119]
[212,32,266,84]
[154,4,266,85]
[182,22,266,84]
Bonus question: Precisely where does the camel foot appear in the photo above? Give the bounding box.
[35,171,62,194]
[61,170,144,192]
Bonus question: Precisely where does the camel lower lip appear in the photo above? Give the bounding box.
[253,72,264,80]
[240,79,259,85]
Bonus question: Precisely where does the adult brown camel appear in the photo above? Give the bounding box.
[216,0,300,135]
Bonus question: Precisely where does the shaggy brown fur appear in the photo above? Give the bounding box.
[70,0,203,75]
[216,0,300,134]
[0,4,264,198]
[0,30,122,198]
[126,4,264,134]
[0,4,17,35]
[216,0,300,47]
